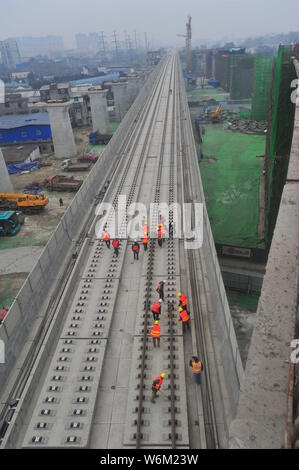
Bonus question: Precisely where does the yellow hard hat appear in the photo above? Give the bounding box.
[177,292,182,297]
[161,373,166,378]
[155,320,159,325]
[179,307,183,312]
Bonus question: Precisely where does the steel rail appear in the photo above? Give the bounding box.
[135,55,178,449]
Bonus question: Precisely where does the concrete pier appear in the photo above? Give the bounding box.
[111,82,128,121]
[126,76,139,108]
[88,89,109,134]
[0,148,14,192]
[46,102,76,159]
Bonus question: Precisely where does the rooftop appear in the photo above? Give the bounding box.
[0,112,50,130]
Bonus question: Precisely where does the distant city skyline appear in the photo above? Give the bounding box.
[1,0,298,50]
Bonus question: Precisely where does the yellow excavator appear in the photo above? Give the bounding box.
[211,104,222,123]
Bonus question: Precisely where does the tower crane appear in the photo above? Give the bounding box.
[177,15,192,72]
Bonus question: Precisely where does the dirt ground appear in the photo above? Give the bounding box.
[3,127,97,250]
[0,272,28,309]
[0,127,102,306]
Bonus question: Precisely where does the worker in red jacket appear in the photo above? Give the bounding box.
[132,240,140,260]
[104,230,110,248]
[156,280,166,301]
[0,307,8,324]
[150,320,161,348]
[151,299,162,321]
[157,226,162,247]
[112,238,119,257]
[151,372,166,403]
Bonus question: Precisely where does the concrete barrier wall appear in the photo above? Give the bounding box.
[0,60,164,398]
[178,65,244,410]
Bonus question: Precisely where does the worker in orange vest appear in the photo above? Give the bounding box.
[112,238,119,257]
[156,280,165,301]
[143,222,149,236]
[142,233,149,251]
[151,372,166,403]
[150,320,161,348]
[177,292,188,310]
[189,356,203,385]
[178,307,190,333]
[103,230,110,248]
[151,299,162,321]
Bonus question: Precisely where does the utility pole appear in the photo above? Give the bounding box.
[99,31,107,55]
[144,32,148,51]
[112,30,119,61]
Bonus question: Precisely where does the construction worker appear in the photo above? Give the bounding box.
[132,240,140,260]
[151,299,162,321]
[142,233,149,251]
[104,230,110,249]
[143,221,149,237]
[150,320,161,348]
[0,307,8,324]
[112,238,119,257]
[178,307,190,333]
[59,197,63,207]
[189,356,203,385]
[177,292,188,310]
[161,223,166,245]
[151,372,166,403]
[157,226,162,248]
[157,280,166,301]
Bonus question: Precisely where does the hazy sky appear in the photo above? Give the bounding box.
[1,0,298,48]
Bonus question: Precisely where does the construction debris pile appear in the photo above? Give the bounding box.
[228,118,268,135]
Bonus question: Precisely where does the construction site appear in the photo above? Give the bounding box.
[0,3,298,454]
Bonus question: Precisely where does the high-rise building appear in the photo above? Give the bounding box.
[0,39,22,68]
[75,33,100,52]
[16,36,64,57]
[75,33,90,51]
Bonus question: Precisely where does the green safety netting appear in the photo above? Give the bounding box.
[251,56,274,122]
[199,124,266,248]
[266,45,296,245]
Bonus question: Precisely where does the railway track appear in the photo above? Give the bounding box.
[123,54,189,449]
[1,53,218,450]
[19,55,179,449]
[0,57,168,449]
